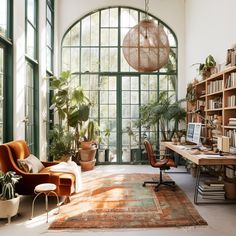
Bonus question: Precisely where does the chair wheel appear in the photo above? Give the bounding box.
[142,183,146,187]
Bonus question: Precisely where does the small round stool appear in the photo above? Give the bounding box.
[31,183,60,223]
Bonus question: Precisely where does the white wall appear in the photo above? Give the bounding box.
[56,0,186,97]
[185,0,236,84]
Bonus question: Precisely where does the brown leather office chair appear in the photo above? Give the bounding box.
[143,139,176,191]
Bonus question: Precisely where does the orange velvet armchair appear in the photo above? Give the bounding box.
[0,140,76,199]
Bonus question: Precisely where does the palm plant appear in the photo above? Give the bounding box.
[138,91,186,141]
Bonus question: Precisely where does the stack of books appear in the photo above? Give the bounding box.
[228,118,236,126]
[198,181,225,200]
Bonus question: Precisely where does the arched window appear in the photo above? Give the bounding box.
[61,7,178,164]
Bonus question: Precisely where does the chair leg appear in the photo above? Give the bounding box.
[143,170,175,191]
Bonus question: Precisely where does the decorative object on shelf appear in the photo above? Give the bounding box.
[226,43,236,66]
[122,0,170,72]
[186,82,197,106]
[193,55,217,79]
[0,171,22,224]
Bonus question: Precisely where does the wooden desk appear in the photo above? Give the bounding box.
[162,142,236,204]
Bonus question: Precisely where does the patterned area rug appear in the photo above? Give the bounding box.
[49,173,207,229]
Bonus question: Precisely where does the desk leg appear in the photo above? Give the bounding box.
[194,165,201,204]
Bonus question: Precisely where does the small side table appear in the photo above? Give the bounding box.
[31,183,60,223]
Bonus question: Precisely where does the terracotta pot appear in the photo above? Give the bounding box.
[80,141,93,150]
[79,159,96,171]
[79,148,97,161]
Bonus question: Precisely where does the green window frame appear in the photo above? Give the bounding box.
[0,0,13,144]
[61,7,178,164]
[46,0,54,159]
[25,0,39,155]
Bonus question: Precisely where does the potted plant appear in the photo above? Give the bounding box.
[138,91,186,142]
[0,171,22,224]
[48,70,91,160]
[193,54,217,79]
[79,120,100,171]
[49,125,75,161]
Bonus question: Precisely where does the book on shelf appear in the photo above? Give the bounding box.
[199,195,225,200]
[198,185,224,192]
[226,73,236,88]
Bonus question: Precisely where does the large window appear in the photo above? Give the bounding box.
[46,0,54,159]
[0,0,13,144]
[61,7,178,164]
[25,0,39,155]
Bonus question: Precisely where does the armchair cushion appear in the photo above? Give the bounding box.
[24,154,45,173]
[17,159,32,173]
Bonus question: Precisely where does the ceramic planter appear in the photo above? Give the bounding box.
[0,195,20,224]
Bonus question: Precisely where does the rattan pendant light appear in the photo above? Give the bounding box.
[122,0,170,72]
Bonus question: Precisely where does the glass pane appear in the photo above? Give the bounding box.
[122,77,130,90]
[81,16,91,46]
[110,8,118,27]
[100,105,108,118]
[47,5,52,22]
[109,105,116,118]
[61,48,71,71]
[46,47,52,71]
[71,48,80,73]
[91,12,99,46]
[62,32,71,46]
[109,77,116,90]
[46,22,52,47]
[159,75,168,90]
[0,48,3,73]
[108,91,116,104]
[100,91,108,104]
[121,8,138,27]
[122,91,130,104]
[100,76,109,90]
[101,9,109,27]
[0,0,7,37]
[27,0,36,25]
[26,23,35,58]
[70,23,80,46]
[131,91,139,104]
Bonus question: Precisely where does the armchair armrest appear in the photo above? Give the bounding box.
[42,161,58,167]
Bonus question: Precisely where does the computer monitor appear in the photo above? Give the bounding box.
[186,122,202,145]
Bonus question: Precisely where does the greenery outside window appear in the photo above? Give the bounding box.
[61,7,178,164]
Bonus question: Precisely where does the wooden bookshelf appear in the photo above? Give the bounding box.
[187,66,236,147]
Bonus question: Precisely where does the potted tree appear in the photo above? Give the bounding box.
[48,70,91,161]
[0,171,22,224]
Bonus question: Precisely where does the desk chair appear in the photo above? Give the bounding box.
[143,139,176,191]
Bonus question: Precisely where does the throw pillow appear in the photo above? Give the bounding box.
[25,154,45,173]
[17,159,32,173]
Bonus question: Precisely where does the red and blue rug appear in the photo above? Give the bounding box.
[49,173,207,229]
